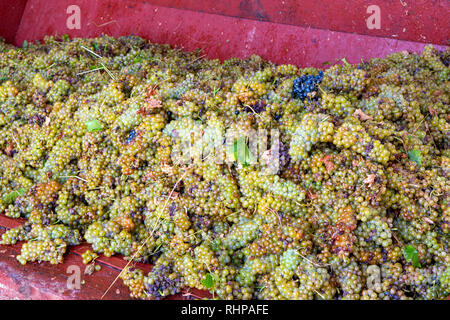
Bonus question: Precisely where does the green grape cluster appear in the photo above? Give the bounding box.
[0,35,448,300]
[333,122,391,164]
[321,92,353,117]
[289,113,335,161]
[17,239,67,265]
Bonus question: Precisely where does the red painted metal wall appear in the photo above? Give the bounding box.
[0,0,27,43]
[138,0,450,45]
[0,0,448,67]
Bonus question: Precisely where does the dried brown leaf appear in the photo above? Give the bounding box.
[433,90,442,97]
[161,164,174,176]
[320,155,335,172]
[144,171,157,181]
[428,106,437,117]
[5,144,14,157]
[138,97,162,115]
[136,106,147,115]
[363,174,377,187]
[147,85,158,97]
[423,217,434,224]
[147,97,162,109]
[353,109,373,121]
[84,263,95,275]
[307,189,318,200]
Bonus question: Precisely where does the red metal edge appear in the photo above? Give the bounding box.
[6,0,448,45]
[133,0,450,45]
[13,0,448,68]
[0,215,211,300]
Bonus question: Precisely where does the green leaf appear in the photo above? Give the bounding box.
[92,43,99,51]
[3,188,26,204]
[90,64,102,70]
[62,34,70,42]
[201,273,216,289]
[341,57,350,67]
[3,192,17,204]
[133,57,143,64]
[22,40,28,49]
[257,285,266,292]
[85,119,103,132]
[408,149,422,166]
[17,188,26,196]
[228,137,256,167]
[403,245,421,268]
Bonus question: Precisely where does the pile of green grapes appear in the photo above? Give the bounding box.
[0,35,448,300]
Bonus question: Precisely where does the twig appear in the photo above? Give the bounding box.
[44,63,56,70]
[314,289,326,299]
[100,62,116,80]
[10,132,22,151]
[317,86,326,94]
[412,118,425,133]
[244,104,262,118]
[80,45,102,59]
[189,54,206,65]
[76,67,104,76]
[78,45,115,79]
[298,252,330,268]
[392,135,408,154]
[59,175,89,183]
[182,290,203,300]
[391,231,403,246]
[94,20,119,28]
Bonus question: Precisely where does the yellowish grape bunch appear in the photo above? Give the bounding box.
[0,36,448,300]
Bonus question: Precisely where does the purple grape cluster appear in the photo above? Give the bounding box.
[279,142,290,169]
[244,100,267,113]
[144,264,184,299]
[126,128,137,145]
[292,71,324,100]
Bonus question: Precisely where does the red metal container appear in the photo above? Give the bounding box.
[0,0,448,300]
[1,0,448,66]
